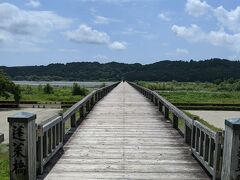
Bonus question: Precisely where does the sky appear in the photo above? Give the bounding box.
[1,0,240,66]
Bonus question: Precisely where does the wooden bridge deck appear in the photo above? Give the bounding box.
[45,82,210,180]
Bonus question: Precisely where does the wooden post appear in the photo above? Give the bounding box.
[8,112,37,180]
[86,101,90,112]
[70,113,76,128]
[158,102,163,112]
[37,126,43,174]
[173,114,178,129]
[80,106,84,119]
[164,107,169,119]
[221,118,240,180]
[185,124,192,145]
[0,133,4,143]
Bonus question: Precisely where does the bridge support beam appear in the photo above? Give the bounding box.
[221,118,240,180]
[8,112,37,180]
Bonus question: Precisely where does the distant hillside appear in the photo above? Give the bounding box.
[1,58,240,82]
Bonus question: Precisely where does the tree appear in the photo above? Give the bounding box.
[0,70,21,103]
[43,84,54,94]
[72,83,88,96]
[12,85,21,103]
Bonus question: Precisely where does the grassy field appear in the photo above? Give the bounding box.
[0,144,9,180]
[138,81,240,131]
[159,91,240,104]
[137,80,240,92]
[0,85,89,103]
[138,81,240,104]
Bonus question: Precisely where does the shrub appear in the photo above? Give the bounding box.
[72,83,88,96]
[43,84,54,94]
[0,71,21,103]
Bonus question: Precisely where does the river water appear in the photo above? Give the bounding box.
[13,81,115,88]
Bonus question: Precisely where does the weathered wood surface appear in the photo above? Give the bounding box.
[45,82,210,180]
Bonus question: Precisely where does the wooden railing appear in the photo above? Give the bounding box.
[36,82,119,175]
[129,82,224,180]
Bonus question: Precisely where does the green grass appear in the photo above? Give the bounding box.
[137,80,240,92]
[0,144,9,180]
[184,111,221,131]
[168,110,220,132]
[159,91,240,104]
[0,85,90,103]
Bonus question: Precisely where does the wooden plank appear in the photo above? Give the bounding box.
[45,82,210,179]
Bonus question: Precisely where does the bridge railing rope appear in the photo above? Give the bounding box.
[7,82,120,180]
[129,82,224,180]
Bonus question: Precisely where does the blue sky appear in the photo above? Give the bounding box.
[1,0,240,66]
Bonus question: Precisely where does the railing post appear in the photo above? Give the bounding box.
[37,126,43,175]
[173,114,178,129]
[91,97,94,107]
[86,101,90,112]
[213,131,222,180]
[0,133,4,143]
[70,113,76,128]
[80,106,85,119]
[158,101,163,112]
[185,124,192,145]
[154,97,158,106]
[164,106,169,119]
[8,112,37,180]
[221,118,240,180]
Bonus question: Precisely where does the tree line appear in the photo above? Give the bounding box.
[1,58,240,82]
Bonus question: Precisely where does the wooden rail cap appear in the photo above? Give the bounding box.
[8,112,37,180]
[225,118,240,130]
[221,118,240,180]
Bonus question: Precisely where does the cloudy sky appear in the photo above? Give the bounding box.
[1,0,240,66]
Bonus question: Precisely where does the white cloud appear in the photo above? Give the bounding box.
[214,6,240,33]
[109,41,126,50]
[185,0,211,17]
[121,27,147,35]
[65,24,126,50]
[185,0,240,33]
[65,24,110,44]
[172,24,240,52]
[158,13,171,22]
[0,3,72,52]
[27,0,41,8]
[0,3,71,37]
[93,15,120,24]
[174,1,240,52]
[94,16,110,24]
[176,48,189,55]
[172,24,204,42]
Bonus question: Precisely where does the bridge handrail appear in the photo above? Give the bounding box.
[129,82,224,180]
[36,82,120,175]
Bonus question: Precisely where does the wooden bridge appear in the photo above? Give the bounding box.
[6,82,240,180]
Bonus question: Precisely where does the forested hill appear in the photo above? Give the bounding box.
[1,58,240,82]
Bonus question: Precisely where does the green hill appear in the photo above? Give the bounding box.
[1,58,240,82]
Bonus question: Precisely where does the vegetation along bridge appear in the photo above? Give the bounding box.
[6,82,240,179]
